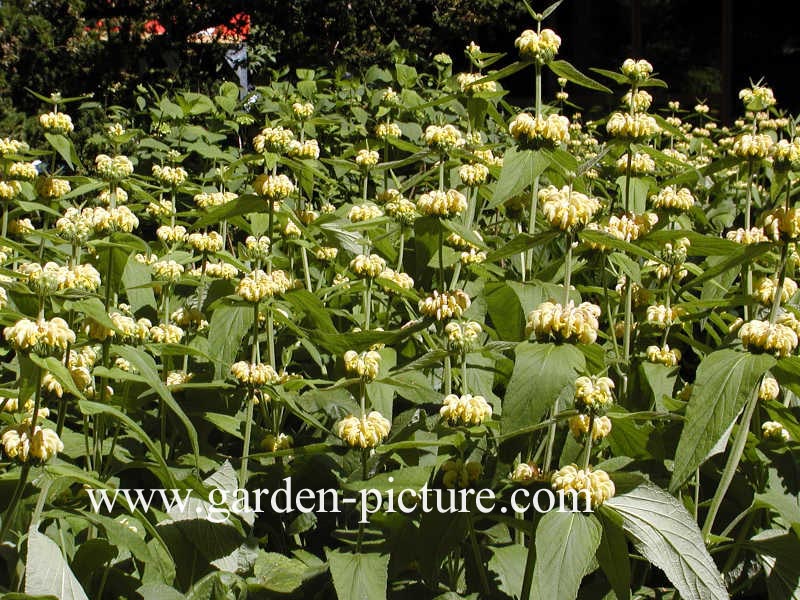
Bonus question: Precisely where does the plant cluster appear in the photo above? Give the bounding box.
[0,2,799,598]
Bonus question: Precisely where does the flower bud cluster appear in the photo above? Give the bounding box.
[1,421,64,463]
[646,344,682,366]
[440,393,492,426]
[253,126,295,154]
[539,185,601,231]
[337,412,391,448]
[739,319,798,357]
[651,186,695,211]
[754,277,797,306]
[424,124,465,153]
[350,254,387,279]
[509,113,570,149]
[39,111,74,133]
[419,290,471,321]
[606,112,660,140]
[551,464,615,507]
[236,269,292,302]
[254,173,295,201]
[95,154,134,179]
[343,350,382,382]
[514,28,561,63]
[569,414,612,440]
[526,301,601,344]
[230,361,280,386]
[4,317,76,354]
[417,189,467,217]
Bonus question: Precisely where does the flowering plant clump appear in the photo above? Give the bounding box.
[0,8,796,599]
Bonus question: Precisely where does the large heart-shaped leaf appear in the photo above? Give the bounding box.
[326,549,389,600]
[26,527,89,600]
[502,342,585,436]
[604,480,728,600]
[530,510,602,600]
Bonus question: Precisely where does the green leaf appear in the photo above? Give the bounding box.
[579,229,659,262]
[670,349,775,491]
[754,469,800,537]
[208,304,254,379]
[78,512,160,576]
[441,219,489,251]
[531,511,602,600]
[326,549,389,600]
[485,231,558,262]
[489,148,548,209]
[596,508,631,600]
[485,282,526,341]
[136,584,185,600]
[604,481,728,600]
[676,243,771,295]
[122,254,156,313]
[541,0,565,20]
[643,230,742,257]
[71,539,118,585]
[187,571,246,600]
[395,64,418,88]
[488,544,526,599]
[312,319,428,357]
[284,289,337,334]
[62,297,115,331]
[749,529,800,600]
[614,175,651,214]
[589,67,630,85]
[78,400,172,484]
[416,511,469,586]
[343,466,432,494]
[549,60,612,93]
[640,361,677,411]
[194,195,263,229]
[463,61,527,88]
[251,552,305,593]
[111,345,200,467]
[29,355,85,400]
[25,527,89,600]
[44,133,82,170]
[502,342,585,436]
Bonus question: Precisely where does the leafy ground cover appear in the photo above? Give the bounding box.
[0,3,799,598]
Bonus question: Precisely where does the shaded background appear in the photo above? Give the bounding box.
[2,0,799,127]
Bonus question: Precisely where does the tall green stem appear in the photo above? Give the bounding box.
[1,201,8,239]
[582,416,594,470]
[461,352,469,395]
[621,280,634,399]
[438,222,446,291]
[444,354,452,396]
[468,514,491,596]
[363,279,372,330]
[743,159,755,321]
[300,247,312,291]
[563,235,573,306]
[526,174,541,276]
[624,149,633,212]
[701,385,760,539]
[240,301,260,486]
[0,463,31,542]
[769,244,790,324]
[397,228,405,270]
